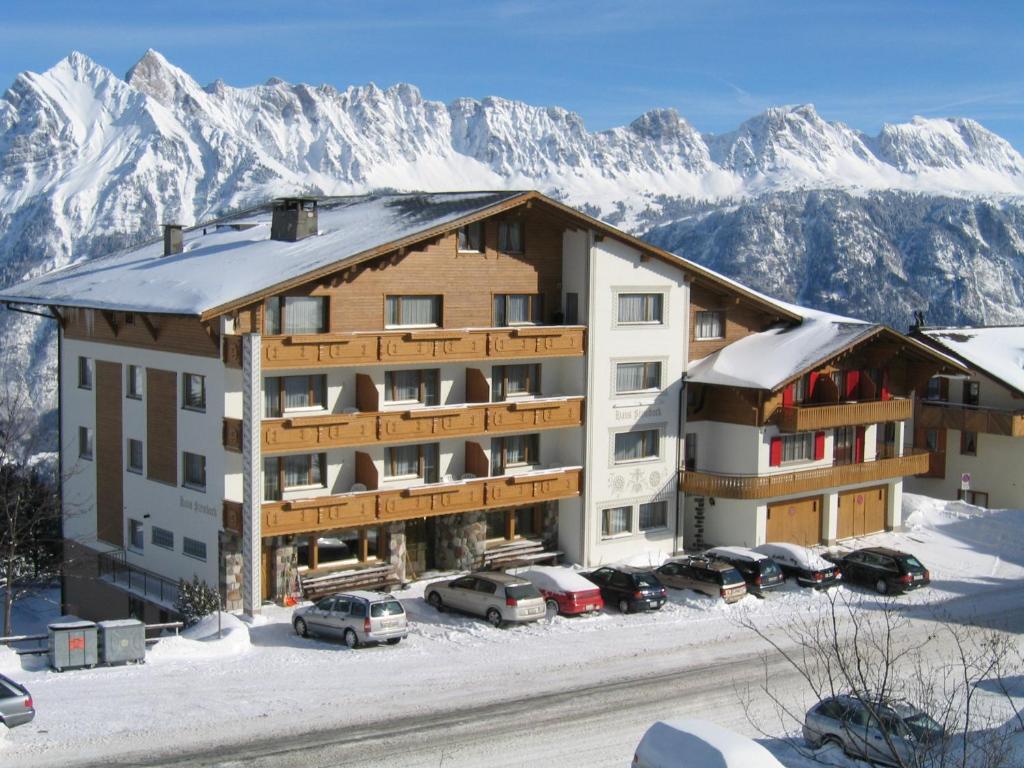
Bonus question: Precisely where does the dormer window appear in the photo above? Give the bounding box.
[265,296,328,335]
[695,310,724,340]
[458,222,484,252]
[498,221,524,254]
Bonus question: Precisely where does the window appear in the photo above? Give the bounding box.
[458,221,484,252]
[265,295,328,335]
[491,434,539,474]
[617,293,663,324]
[565,293,579,325]
[385,369,440,405]
[124,312,135,326]
[695,310,724,340]
[960,430,978,456]
[684,432,697,471]
[498,220,524,253]
[615,362,661,393]
[386,295,441,327]
[78,427,94,460]
[614,429,659,462]
[126,365,143,399]
[834,426,854,465]
[182,373,206,412]
[492,364,540,400]
[183,537,207,561]
[493,294,542,326]
[925,377,946,402]
[639,501,668,531]
[602,506,632,537]
[127,438,143,474]
[963,381,980,406]
[263,454,326,500]
[264,374,326,416]
[152,526,174,550]
[386,443,439,483]
[958,489,989,507]
[782,432,814,463]
[128,519,144,551]
[923,429,940,452]
[183,452,206,491]
[78,357,93,390]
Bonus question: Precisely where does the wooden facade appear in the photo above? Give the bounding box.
[95,361,124,546]
[146,369,178,486]
[688,283,781,361]
[64,308,220,358]
[916,401,1024,438]
[776,398,913,432]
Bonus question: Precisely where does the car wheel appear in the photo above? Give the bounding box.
[820,734,848,756]
[386,637,401,645]
[875,578,889,595]
[545,599,559,615]
[485,607,503,627]
[343,628,359,649]
[427,591,445,612]
[618,598,630,614]
[294,618,308,637]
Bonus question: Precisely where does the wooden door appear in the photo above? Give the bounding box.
[837,486,887,539]
[766,496,823,546]
[261,544,271,601]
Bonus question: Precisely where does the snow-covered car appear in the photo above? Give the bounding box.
[704,546,784,595]
[512,565,604,615]
[632,718,785,767]
[802,694,944,766]
[292,591,408,648]
[425,572,546,627]
[0,673,34,729]
[752,542,841,588]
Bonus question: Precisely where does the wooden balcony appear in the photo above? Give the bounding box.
[776,398,912,432]
[257,326,585,371]
[680,449,931,500]
[261,466,582,537]
[223,500,243,534]
[260,397,584,454]
[917,401,1024,438]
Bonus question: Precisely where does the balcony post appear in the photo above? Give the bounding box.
[241,333,263,617]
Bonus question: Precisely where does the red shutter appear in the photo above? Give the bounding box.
[769,437,783,467]
[881,369,890,401]
[782,384,794,407]
[808,372,819,401]
[845,370,861,400]
[814,431,825,460]
[855,426,865,463]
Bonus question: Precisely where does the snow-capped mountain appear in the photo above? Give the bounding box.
[3,49,1024,437]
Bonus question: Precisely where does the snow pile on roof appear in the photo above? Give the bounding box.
[687,303,874,390]
[0,192,522,315]
[753,542,833,571]
[635,718,785,767]
[146,611,250,662]
[512,566,598,593]
[921,326,1024,396]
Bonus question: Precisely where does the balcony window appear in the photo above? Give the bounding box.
[493,294,542,326]
[783,432,814,464]
[639,500,668,531]
[694,310,724,340]
[265,295,328,335]
[924,377,947,402]
[492,364,540,400]
[126,365,143,399]
[386,295,441,327]
[615,362,661,393]
[458,221,484,252]
[78,356,93,390]
[498,220,524,254]
[264,374,326,417]
[385,369,440,405]
[386,443,439,482]
[491,434,539,474]
[833,427,855,465]
[182,373,206,412]
[614,429,659,463]
[182,452,206,492]
[960,430,978,456]
[963,380,980,407]
[602,506,633,538]
[263,453,326,500]
[127,438,143,474]
[78,427,94,460]
[128,519,144,552]
[618,293,663,325]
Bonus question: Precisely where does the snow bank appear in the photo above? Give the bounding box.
[146,612,250,663]
[0,644,23,675]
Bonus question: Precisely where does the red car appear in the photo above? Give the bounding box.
[515,566,605,615]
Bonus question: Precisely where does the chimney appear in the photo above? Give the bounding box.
[163,224,183,257]
[271,197,319,242]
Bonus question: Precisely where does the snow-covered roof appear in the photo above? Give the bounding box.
[0,191,526,316]
[919,326,1024,396]
[511,566,599,593]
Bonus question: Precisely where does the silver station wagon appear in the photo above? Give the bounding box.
[292,590,408,648]
[426,571,546,627]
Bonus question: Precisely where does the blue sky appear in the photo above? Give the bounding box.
[1,1,1022,148]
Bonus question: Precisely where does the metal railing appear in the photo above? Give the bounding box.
[97,551,180,606]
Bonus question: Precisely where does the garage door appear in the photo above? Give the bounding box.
[837,486,887,540]
[766,496,823,546]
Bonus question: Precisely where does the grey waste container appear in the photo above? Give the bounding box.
[97,619,146,665]
[48,620,98,672]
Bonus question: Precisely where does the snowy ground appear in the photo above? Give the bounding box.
[3,494,1024,767]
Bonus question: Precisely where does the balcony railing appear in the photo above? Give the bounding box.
[776,397,912,432]
[253,397,583,454]
[261,466,582,537]
[97,550,180,607]
[680,449,931,500]
[917,401,1024,438]
[246,326,585,371]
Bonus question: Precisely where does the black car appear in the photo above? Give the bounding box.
[581,566,667,613]
[705,546,785,595]
[832,547,930,595]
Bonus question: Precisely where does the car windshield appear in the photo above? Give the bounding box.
[635,573,661,589]
[900,711,944,739]
[762,560,783,578]
[370,600,404,618]
[720,569,744,586]
[899,555,925,570]
[505,584,541,600]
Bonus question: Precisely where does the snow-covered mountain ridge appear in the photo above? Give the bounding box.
[2,49,1024,437]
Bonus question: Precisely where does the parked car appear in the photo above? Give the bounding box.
[425,572,546,627]
[513,565,604,615]
[633,718,785,767]
[704,546,785,595]
[581,566,667,613]
[803,694,944,766]
[292,590,408,648]
[0,673,34,729]
[753,542,841,588]
[655,556,747,603]
[829,547,930,595]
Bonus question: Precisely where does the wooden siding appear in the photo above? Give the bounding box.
[917,401,1024,438]
[776,398,913,432]
[680,450,930,500]
[689,283,778,361]
[766,496,823,546]
[146,369,178,485]
[95,361,124,547]
[687,384,761,426]
[223,500,243,534]
[261,467,582,537]
[64,308,219,358]
[223,418,243,452]
[837,485,887,539]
